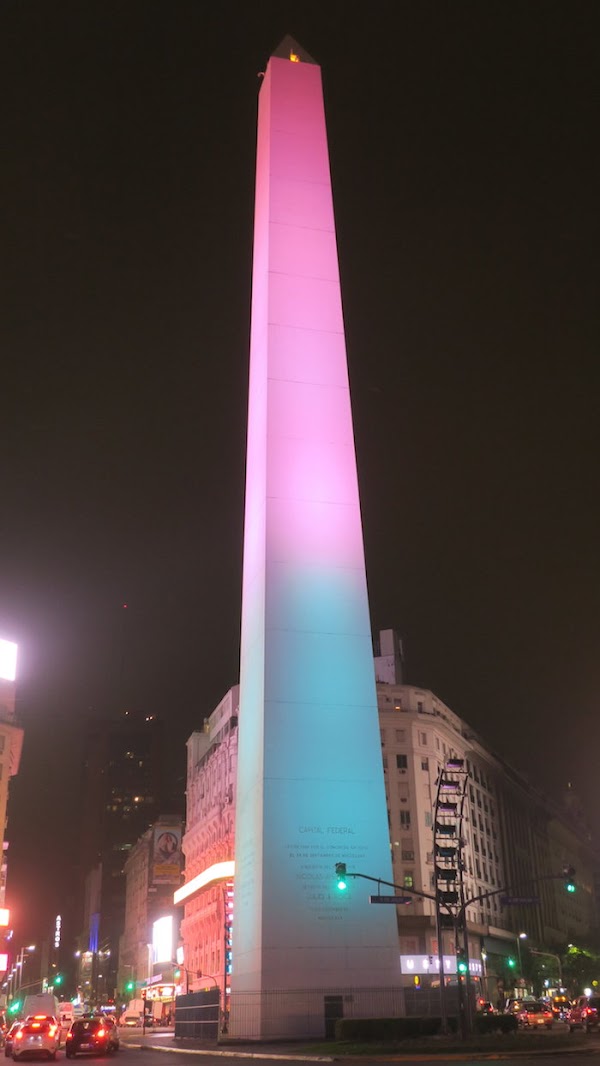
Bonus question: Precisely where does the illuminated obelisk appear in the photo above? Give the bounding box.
[233,38,399,1037]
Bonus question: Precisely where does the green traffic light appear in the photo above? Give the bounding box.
[507,957,516,968]
[335,862,348,891]
[9,1002,20,1014]
[126,981,134,991]
[566,882,576,893]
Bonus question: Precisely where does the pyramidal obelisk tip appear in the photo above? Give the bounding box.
[271,35,317,64]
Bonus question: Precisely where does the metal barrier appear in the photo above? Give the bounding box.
[174,990,220,1040]
[227,985,406,1040]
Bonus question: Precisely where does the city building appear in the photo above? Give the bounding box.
[0,639,24,913]
[76,710,182,999]
[176,687,237,1002]
[375,629,597,1003]
[117,816,183,1016]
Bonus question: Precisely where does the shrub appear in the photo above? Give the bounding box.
[335,1016,458,1041]
[473,1013,518,1034]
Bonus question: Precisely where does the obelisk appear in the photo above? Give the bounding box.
[233,37,399,1037]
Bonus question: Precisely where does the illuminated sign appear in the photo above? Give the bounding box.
[0,954,7,972]
[54,915,62,949]
[400,954,482,976]
[173,860,234,905]
[0,640,17,682]
[0,909,10,926]
[152,916,173,964]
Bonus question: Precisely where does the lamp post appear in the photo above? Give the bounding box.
[516,932,527,978]
[15,945,36,996]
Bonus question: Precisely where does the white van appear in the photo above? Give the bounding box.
[57,1003,75,1035]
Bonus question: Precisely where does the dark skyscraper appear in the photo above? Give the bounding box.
[77,711,183,993]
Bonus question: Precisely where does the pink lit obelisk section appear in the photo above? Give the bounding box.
[233,39,399,1037]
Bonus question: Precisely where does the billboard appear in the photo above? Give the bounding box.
[0,640,17,682]
[152,824,182,885]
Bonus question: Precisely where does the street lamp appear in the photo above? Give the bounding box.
[516,932,527,977]
[15,945,36,995]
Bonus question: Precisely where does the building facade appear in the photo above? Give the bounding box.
[117,816,183,1015]
[177,687,237,998]
[0,639,24,925]
[77,711,182,998]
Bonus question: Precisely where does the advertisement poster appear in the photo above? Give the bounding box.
[152,824,182,884]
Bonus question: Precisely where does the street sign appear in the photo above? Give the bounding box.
[500,896,540,906]
[369,894,413,905]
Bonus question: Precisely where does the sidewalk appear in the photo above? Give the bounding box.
[120,1029,334,1061]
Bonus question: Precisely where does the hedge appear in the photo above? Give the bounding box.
[335,1013,517,1041]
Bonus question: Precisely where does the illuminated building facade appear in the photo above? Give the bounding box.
[178,687,237,1002]
[375,633,597,1003]
[117,816,183,1011]
[0,639,24,923]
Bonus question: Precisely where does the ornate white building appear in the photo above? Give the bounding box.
[177,687,237,994]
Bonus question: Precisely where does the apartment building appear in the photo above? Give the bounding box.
[177,687,238,994]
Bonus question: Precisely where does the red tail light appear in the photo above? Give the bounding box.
[15,1032,23,1041]
[97,1029,106,1038]
[48,1026,57,1037]
[66,1033,73,1040]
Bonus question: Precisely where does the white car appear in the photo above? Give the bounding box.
[12,1016,60,1060]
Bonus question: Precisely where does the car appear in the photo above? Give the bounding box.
[516,1002,553,1029]
[4,1025,22,1059]
[569,994,600,1032]
[12,1016,60,1060]
[477,999,495,1014]
[65,1017,119,1057]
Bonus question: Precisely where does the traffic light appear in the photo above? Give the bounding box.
[456,949,468,976]
[563,865,576,893]
[335,863,348,891]
[507,957,516,969]
[8,1001,20,1014]
[53,974,63,986]
[126,980,135,992]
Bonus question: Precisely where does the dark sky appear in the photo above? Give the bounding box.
[2,1,599,944]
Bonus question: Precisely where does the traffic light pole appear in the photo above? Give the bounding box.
[338,868,576,1038]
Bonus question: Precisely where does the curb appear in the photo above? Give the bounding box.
[122,1043,333,1061]
[121,1038,593,1062]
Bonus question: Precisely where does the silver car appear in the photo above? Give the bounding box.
[12,1016,60,1060]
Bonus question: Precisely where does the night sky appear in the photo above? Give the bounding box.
[2,1,598,945]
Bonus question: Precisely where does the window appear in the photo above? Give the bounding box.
[475,859,481,878]
[400,810,411,829]
[0,736,5,753]
[396,754,408,769]
[421,757,429,771]
[404,873,414,888]
[380,730,386,745]
[417,701,424,713]
[424,811,432,827]
[419,731,428,745]
[382,755,388,769]
[395,729,406,742]
[401,850,414,861]
[398,782,409,801]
